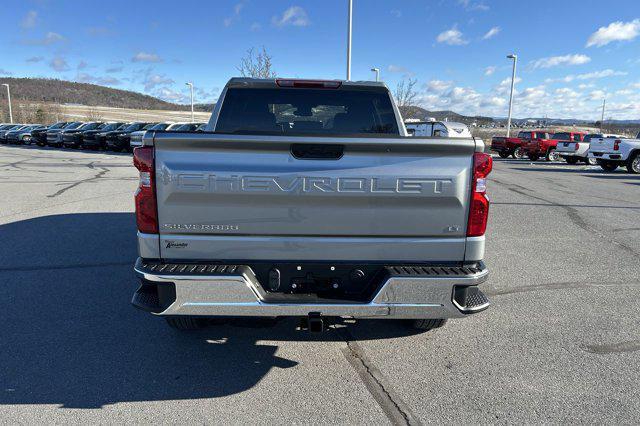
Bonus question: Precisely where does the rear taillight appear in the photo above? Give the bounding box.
[133,146,158,234]
[276,79,342,89]
[574,143,580,151]
[467,152,492,237]
[613,140,620,151]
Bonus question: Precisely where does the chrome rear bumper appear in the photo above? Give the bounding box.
[133,260,489,319]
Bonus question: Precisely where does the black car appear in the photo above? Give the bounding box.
[82,122,126,149]
[106,122,151,152]
[61,122,103,148]
[32,122,63,146]
[47,122,83,147]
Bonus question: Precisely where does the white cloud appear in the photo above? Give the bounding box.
[143,74,174,91]
[21,10,38,29]
[615,89,633,96]
[426,79,453,92]
[458,0,489,11]
[0,69,13,76]
[224,2,244,27]
[391,9,402,18]
[531,54,591,69]
[22,32,64,46]
[436,25,468,45]
[105,66,123,73]
[482,26,500,40]
[494,76,521,96]
[250,22,262,31]
[574,69,627,80]
[588,90,606,100]
[75,73,121,86]
[77,61,88,70]
[272,6,310,27]
[26,56,43,63]
[586,19,640,47]
[132,52,162,63]
[154,87,189,104]
[484,66,496,76]
[631,82,640,89]
[49,56,70,72]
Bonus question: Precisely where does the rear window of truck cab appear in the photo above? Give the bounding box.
[215,86,399,136]
[554,132,571,141]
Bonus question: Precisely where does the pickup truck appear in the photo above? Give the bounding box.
[588,131,640,173]
[490,130,545,159]
[519,130,563,161]
[553,131,593,165]
[131,78,492,332]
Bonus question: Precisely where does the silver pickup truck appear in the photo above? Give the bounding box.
[131,78,492,332]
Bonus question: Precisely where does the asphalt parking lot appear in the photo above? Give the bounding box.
[0,144,638,424]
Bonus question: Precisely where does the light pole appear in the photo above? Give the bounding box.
[506,54,517,137]
[346,0,353,80]
[2,84,13,124]
[185,82,194,123]
[600,98,606,133]
[370,67,380,82]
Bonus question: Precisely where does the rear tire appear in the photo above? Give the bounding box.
[546,148,559,162]
[627,153,640,174]
[498,151,510,159]
[411,318,447,331]
[165,317,207,330]
[585,157,597,165]
[512,147,524,159]
[599,160,618,172]
[528,154,539,161]
[565,157,579,165]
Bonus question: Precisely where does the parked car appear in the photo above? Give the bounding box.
[47,122,83,147]
[32,122,63,146]
[106,122,151,152]
[0,124,27,143]
[171,122,207,132]
[84,122,127,150]
[129,122,178,148]
[556,133,621,165]
[6,124,46,145]
[405,120,472,138]
[81,122,126,149]
[490,130,544,159]
[131,77,492,332]
[520,130,563,161]
[588,131,640,173]
[61,122,104,148]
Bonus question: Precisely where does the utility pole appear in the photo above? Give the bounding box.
[346,0,353,80]
[185,82,194,123]
[370,67,380,82]
[2,84,13,124]
[506,54,517,137]
[600,98,606,133]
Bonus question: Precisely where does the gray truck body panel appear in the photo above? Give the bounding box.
[146,133,481,263]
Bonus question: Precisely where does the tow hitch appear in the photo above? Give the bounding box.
[298,312,325,333]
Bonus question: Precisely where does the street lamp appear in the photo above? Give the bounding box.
[2,83,12,124]
[346,0,353,80]
[506,54,517,137]
[185,82,194,123]
[371,67,380,82]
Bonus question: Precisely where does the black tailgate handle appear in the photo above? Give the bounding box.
[291,144,344,160]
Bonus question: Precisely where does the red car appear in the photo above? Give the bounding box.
[521,130,565,161]
[491,130,552,159]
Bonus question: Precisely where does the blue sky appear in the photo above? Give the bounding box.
[1,0,639,119]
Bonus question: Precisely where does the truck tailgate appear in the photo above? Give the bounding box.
[152,132,475,262]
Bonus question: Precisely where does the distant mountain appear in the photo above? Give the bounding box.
[398,105,494,125]
[0,77,213,112]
